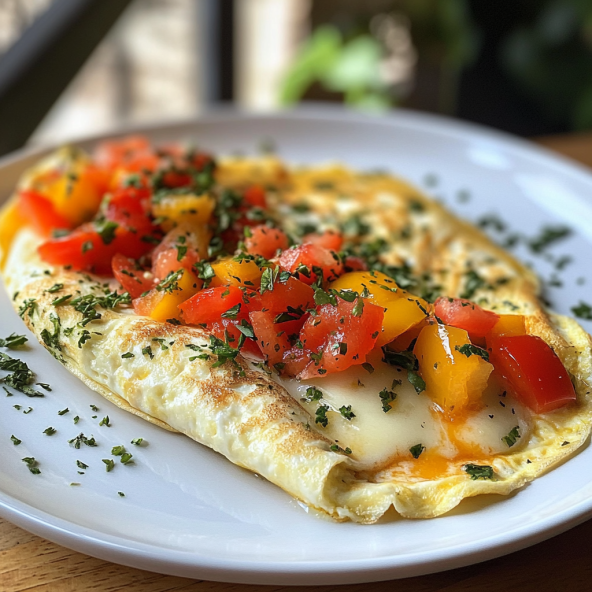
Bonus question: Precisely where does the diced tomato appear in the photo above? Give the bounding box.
[343,256,368,272]
[17,190,71,237]
[133,289,162,317]
[489,335,576,413]
[160,171,193,188]
[179,286,244,325]
[95,136,155,171]
[302,230,343,251]
[250,310,293,366]
[282,346,311,377]
[38,223,154,275]
[279,244,343,286]
[206,312,261,359]
[112,253,155,298]
[434,297,500,340]
[243,185,267,209]
[245,225,289,260]
[152,248,200,281]
[246,275,314,314]
[105,186,153,232]
[296,298,384,378]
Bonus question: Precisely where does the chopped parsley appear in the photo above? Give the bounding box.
[95,220,119,245]
[302,386,323,402]
[68,433,97,449]
[502,426,521,448]
[330,444,352,455]
[193,261,216,288]
[529,226,571,253]
[43,427,57,436]
[352,298,364,317]
[339,405,355,421]
[409,443,425,459]
[315,404,329,428]
[131,438,144,446]
[102,459,115,472]
[0,352,44,397]
[455,343,490,362]
[11,435,21,445]
[460,269,486,300]
[18,298,38,318]
[22,457,40,474]
[99,416,111,427]
[0,333,28,349]
[407,371,426,394]
[571,301,592,321]
[379,388,397,413]
[464,463,494,480]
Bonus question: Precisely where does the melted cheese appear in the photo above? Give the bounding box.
[280,353,531,472]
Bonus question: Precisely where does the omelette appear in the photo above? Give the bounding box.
[1,136,591,523]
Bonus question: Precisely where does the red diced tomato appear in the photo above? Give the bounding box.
[179,286,244,325]
[250,310,292,366]
[279,244,343,285]
[112,253,155,298]
[343,255,368,272]
[243,185,267,209]
[245,225,289,260]
[489,334,577,413]
[95,136,155,172]
[152,248,200,281]
[434,297,500,340]
[246,275,314,314]
[206,312,261,359]
[38,223,154,275]
[302,230,343,252]
[17,190,71,237]
[296,298,384,378]
[105,186,153,232]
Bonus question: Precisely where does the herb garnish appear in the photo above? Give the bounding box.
[571,301,592,321]
[0,352,44,397]
[407,371,426,393]
[315,404,329,428]
[339,405,356,421]
[22,457,40,474]
[379,388,397,412]
[68,433,97,449]
[0,333,28,349]
[502,426,521,448]
[455,343,490,362]
[464,464,494,480]
[409,444,425,459]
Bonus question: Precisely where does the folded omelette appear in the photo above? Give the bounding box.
[1,137,591,523]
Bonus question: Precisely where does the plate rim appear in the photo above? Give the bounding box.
[1,105,592,585]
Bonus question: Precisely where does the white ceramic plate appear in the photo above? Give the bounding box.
[1,107,592,585]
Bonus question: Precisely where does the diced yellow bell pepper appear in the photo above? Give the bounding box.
[0,199,26,270]
[488,314,526,338]
[41,167,109,226]
[210,257,262,288]
[330,270,429,346]
[152,193,215,232]
[149,269,201,322]
[414,324,493,414]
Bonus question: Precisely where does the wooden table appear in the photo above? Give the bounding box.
[2,132,592,592]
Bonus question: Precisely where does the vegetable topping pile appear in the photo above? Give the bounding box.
[13,136,577,417]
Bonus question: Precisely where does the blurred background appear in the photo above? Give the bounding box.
[1,0,592,155]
